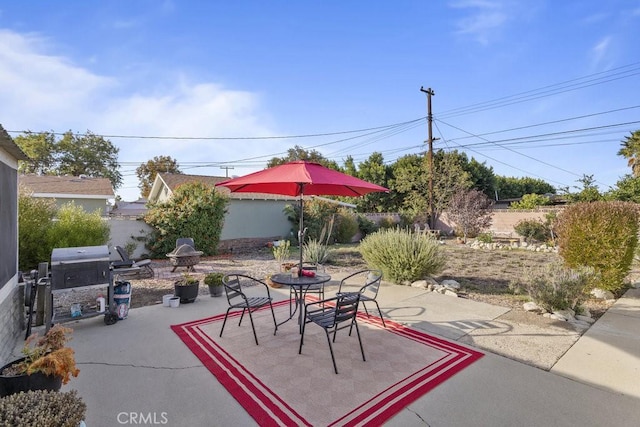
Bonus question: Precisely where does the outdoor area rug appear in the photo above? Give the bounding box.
[171,300,483,426]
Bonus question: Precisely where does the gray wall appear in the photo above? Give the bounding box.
[52,197,108,216]
[221,199,292,240]
[106,198,294,257]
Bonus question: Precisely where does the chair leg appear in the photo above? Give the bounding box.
[238,308,247,326]
[353,320,366,362]
[269,302,278,336]
[219,308,232,337]
[373,301,386,328]
[247,309,259,346]
[298,317,307,353]
[324,329,339,374]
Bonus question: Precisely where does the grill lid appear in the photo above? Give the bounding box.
[51,245,110,265]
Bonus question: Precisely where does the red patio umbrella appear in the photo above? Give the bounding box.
[216,161,388,272]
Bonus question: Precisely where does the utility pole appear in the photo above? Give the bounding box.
[420,86,435,228]
[219,166,234,177]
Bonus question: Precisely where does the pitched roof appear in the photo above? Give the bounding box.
[19,175,115,198]
[0,125,29,161]
[157,173,298,201]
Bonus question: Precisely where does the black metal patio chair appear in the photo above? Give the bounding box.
[112,245,154,279]
[220,274,278,345]
[298,293,365,374]
[336,269,385,327]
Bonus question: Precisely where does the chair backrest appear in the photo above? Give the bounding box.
[330,294,360,328]
[115,245,131,262]
[222,274,246,304]
[360,270,383,299]
[176,237,196,249]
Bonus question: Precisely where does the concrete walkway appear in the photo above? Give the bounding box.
[11,276,640,426]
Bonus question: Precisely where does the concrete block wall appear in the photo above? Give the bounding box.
[0,283,24,365]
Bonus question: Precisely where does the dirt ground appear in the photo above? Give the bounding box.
[124,242,614,321]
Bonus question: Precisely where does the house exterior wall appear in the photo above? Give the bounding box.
[0,147,23,365]
[221,199,292,240]
[106,198,294,257]
[49,197,108,216]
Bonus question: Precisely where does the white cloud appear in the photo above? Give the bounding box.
[591,36,612,68]
[449,0,507,45]
[0,28,278,200]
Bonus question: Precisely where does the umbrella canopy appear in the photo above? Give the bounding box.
[216,160,388,197]
[216,161,388,272]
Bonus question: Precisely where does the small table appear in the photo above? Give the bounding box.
[270,272,331,333]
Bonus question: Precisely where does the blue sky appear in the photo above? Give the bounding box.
[1,1,639,201]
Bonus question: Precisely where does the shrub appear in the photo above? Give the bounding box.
[524,263,596,312]
[47,202,110,249]
[476,232,493,243]
[19,193,110,271]
[359,228,445,284]
[303,218,334,264]
[514,219,551,243]
[0,389,86,427]
[555,201,640,293]
[334,208,359,244]
[356,215,379,238]
[377,216,397,229]
[144,182,228,257]
[18,189,57,271]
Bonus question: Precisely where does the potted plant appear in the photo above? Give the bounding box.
[204,272,224,297]
[272,240,291,272]
[0,325,80,397]
[174,272,200,303]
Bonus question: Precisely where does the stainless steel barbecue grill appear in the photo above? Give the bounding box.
[45,245,119,330]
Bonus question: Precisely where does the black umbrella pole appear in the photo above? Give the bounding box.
[298,197,303,276]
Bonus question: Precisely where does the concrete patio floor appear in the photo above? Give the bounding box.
[10,276,640,426]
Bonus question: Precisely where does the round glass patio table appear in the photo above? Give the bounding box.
[270,272,331,333]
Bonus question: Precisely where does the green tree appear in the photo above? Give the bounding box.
[267,145,339,170]
[56,130,122,189]
[617,130,640,177]
[495,176,555,199]
[136,156,182,198]
[563,174,602,203]
[144,182,228,257]
[342,155,358,177]
[14,131,57,175]
[356,152,392,212]
[431,150,473,226]
[509,193,553,209]
[607,174,640,203]
[465,158,496,199]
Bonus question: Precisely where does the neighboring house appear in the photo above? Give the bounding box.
[148,173,298,250]
[0,125,29,365]
[19,174,115,216]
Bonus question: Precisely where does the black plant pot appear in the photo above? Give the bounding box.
[174,282,199,303]
[0,358,62,397]
[208,285,223,297]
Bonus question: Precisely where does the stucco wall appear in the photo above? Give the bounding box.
[221,199,292,240]
[106,198,294,257]
[52,197,108,216]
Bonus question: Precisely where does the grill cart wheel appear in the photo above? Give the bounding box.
[104,313,118,325]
